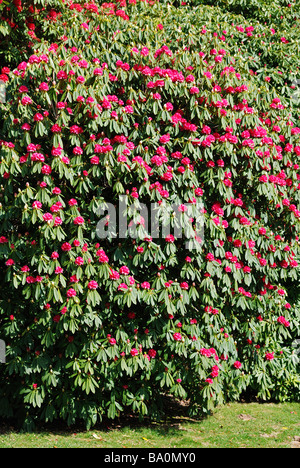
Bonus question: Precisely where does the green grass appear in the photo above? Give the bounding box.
[0,402,299,448]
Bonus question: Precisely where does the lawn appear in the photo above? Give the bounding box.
[0,402,299,448]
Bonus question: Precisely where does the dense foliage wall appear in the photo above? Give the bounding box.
[0,0,299,429]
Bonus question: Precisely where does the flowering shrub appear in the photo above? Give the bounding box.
[0,0,39,65]
[0,0,300,429]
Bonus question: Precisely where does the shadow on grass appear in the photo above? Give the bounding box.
[107,397,209,435]
[0,396,208,437]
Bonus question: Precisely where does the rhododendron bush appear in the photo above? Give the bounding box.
[0,0,300,429]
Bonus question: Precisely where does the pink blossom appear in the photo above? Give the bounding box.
[265,352,275,361]
[41,165,52,175]
[75,257,84,266]
[73,216,84,225]
[110,270,120,280]
[120,266,130,275]
[32,201,42,209]
[68,199,78,206]
[61,242,72,252]
[97,249,109,263]
[159,133,170,144]
[277,316,290,327]
[43,213,53,222]
[67,288,77,298]
[173,333,182,341]
[233,361,242,369]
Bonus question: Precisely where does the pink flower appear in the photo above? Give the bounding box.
[97,249,109,263]
[91,156,99,165]
[141,281,150,290]
[206,253,215,262]
[21,96,33,106]
[233,361,242,369]
[190,86,200,94]
[159,133,170,144]
[129,276,135,285]
[265,352,275,361]
[277,289,286,296]
[204,71,213,79]
[21,123,31,132]
[173,333,182,341]
[124,105,133,114]
[56,102,66,110]
[76,75,85,83]
[130,348,139,357]
[141,47,150,56]
[52,146,63,156]
[73,216,84,225]
[211,365,219,378]
[75,257,84,266]
[67,288,77,298]
[277,316,290,327]
[73,146,83,155]
[185,74,195,83]
[88,280,98,290]
[70,275,79,283]
[120,266,130,275]
[110,270,120,280]
[94,68,103,76]
[148,349,157,359]
[39,82,49,92]
[41,164,52,175]
[34,113,44,122]
[61,242,72,251]
[195,187,203,196]
[32,201,42,209]
[43,213,53,222]
[68,199,78,206]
